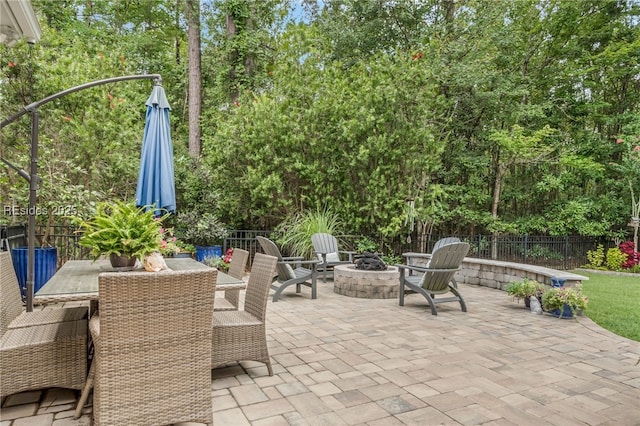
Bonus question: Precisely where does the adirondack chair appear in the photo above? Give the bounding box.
[432,237,461,253]
[405,237,462,285]
[397,242,470,315]
[256,236,319,302]
[311,233,355,282]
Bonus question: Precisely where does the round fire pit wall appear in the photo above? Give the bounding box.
[333,264,400,299]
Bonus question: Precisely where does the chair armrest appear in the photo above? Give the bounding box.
[338,250,357,262]
[279,259,319,266]
[402,252,431,258]
[396,264,429,274]
[281,256,304,261]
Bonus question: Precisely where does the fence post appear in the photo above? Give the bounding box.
[523,234,528,264]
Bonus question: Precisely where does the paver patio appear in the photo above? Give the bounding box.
[1,280,639,425]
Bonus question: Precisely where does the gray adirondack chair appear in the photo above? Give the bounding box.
[256,236,318,302]
[405,237,462,286]
[432,237,461,253]
[397,242,470,315]
[311,233,355,282]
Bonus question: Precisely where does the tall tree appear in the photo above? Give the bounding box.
[184,0,202,157]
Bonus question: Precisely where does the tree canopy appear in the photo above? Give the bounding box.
[1,0,639,245]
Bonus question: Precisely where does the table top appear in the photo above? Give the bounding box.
[35,258,245,303]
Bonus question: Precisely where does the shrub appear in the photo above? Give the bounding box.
[606,247,628,271]
[356,237,378,253]
[586,244,605,268]
[619,241,639,269]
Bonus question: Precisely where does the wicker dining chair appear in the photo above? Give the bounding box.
[215,248,249,311]
[0,251,87,329]
[1,305,87,400]
[212,253,277,375]
[82,269,217,426]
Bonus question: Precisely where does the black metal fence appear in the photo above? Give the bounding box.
[0,224,614,271]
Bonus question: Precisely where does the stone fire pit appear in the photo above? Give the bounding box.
[333,264,400,299]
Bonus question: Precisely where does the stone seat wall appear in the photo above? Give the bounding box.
[402,253,588,290]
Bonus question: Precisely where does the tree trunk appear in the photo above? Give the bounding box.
[491,164,505,260]
[185,0,202,157]
[226,13,239,104]
[175,0,181,65]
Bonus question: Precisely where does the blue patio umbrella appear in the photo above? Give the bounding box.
[135,84,176,215]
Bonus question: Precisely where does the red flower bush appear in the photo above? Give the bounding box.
[619,241,639,269]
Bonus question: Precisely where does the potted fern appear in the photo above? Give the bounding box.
[74,201,166,268]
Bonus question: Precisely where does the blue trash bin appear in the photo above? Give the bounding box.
[551,277,566,288]
[195,245,223,262]
[11,247,58,299]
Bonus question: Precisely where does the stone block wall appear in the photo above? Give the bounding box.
[403,253,588,290]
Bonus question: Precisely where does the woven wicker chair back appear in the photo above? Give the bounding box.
[419,242,470,292]
[244,253,277,320]
[94,268,217,426]
[256,236,294,280]
[227,248,249,280]
[0,251,25,335]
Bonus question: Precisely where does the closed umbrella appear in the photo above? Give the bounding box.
[135,84,176,215]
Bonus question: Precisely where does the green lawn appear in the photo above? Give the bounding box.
[575,271,640,342]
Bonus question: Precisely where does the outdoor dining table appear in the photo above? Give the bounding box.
[35,258,245,314]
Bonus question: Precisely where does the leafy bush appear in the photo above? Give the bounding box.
[356,237,378,253]
[606,247,628,271]
[175,211,228,246]
[585,244,605,268]
[619,241,639,269]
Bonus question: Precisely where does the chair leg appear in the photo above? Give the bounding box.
[399,280,405,306]
[450,285,467,312]
[311,272,317,299]
[74,361,95,419]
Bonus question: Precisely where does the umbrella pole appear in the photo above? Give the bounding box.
[25,109,39,311]
[1,74,162,312]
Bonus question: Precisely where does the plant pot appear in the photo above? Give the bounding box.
[171,252,193,259]
[548,303,575,319]
[109,253,137,268]
[195,245,222,262]
[11,246,58,299]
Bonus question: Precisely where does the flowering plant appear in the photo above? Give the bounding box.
[619,241,639,269]
[541,285,589,317]
[204,248,233,271]
[159,226,180,256]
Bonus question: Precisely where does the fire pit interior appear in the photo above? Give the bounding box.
[354,252,387,271]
